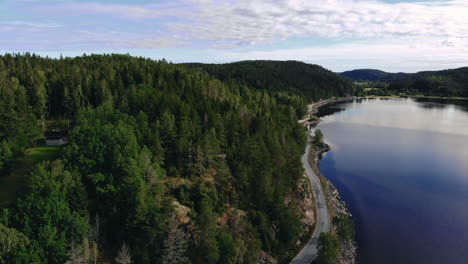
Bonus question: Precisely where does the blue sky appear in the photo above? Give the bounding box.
[1,0,467,72]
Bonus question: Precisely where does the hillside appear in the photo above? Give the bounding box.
[341,67,468,97]
[389,67,468,97]
[340,69,408,82]
[185,60,354,101]
[0,54,353,264]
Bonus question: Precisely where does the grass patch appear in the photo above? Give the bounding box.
[0,145,62,208]
[21,146,62,166]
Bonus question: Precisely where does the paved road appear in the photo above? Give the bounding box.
[298,99,336,124]
[290,137,330,264]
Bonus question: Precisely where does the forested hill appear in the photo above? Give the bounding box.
[0,54,349,264]
[184,60,354,100]
[388,67,468,97]
[341,67,468,97]
[340,69,408,82]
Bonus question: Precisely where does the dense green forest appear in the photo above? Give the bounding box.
[0,54,353,264]
[341,67,468,97]
[185,61,354,100]
[388,67,468,97]
[340,69,408,82]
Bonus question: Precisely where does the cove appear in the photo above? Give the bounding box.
[316,98,468,264]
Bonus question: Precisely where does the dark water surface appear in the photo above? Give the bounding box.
[316,98,468,264]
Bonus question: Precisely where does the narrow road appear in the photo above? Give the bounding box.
[298,98,336,124]
[290,136,330,264]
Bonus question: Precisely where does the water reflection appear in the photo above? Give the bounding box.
[413,97,468,113]
[319,98,468,137]
[317,98,468,264]
[316,104,346,117]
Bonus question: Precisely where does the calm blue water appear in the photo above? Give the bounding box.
[317,98,468,264]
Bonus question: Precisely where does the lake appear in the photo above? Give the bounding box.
[316,98,468,264]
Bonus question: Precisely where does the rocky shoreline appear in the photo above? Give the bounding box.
[310,143,357,264]
[308,96,357,264]
[293,98,357,264]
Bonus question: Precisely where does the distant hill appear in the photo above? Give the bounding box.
[389,67,468,97]
[340,69,408,82]
[184,60,354,100]
[341,67,468,97]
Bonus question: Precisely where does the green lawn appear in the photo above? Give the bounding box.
[21,146,63,165]
[0,145,62,208]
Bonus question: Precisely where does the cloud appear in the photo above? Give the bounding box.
[212,38,468,72]
[38,2,160,20]
[24,0,468,48]
[1,0,467,71]
[1,20,62,28]
[36,1,192,20]
[175,0,468,48]
[0,24,185,51]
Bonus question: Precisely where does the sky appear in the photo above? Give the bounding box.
[1,0,467,72]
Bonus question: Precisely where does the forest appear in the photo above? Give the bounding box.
[388,68,468,97]
[341,67,468,97]
[0,54,353,264]
[185,61,353,100]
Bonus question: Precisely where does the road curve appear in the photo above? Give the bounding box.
[298,99,336,124]
[290,137,330,264]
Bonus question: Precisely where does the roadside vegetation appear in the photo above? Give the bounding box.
[315,214,355,264]
[312,129,324,147]
[309,115,320,122]
[310,129,356,264]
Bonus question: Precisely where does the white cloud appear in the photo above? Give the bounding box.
[0,20,62,28]
[2,0,467,71]
[211,37,468,72]
[40,2,163,20]
[37,1,193,20]
[175,0,468,48]
[33,0,468,48]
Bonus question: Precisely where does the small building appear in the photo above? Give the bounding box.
[44,130,68,146]
[45,137,67,146]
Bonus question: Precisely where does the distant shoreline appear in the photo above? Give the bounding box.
[358,95,468,101]
[407,95,468,101]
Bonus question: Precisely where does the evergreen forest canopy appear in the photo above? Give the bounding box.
[185,61,354,100]
[341,67,468,97]
[340,69,408,82]
[0,53,353,264]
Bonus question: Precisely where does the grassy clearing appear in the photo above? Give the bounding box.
[0,145,62,208]
[20,146,63,166]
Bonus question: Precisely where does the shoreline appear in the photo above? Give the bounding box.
[300,95,467,264]
[357,95,468,101]
[292,98,356,264]
[290,135,330,264]
[308,142,357,264]
[299,96,355,125]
